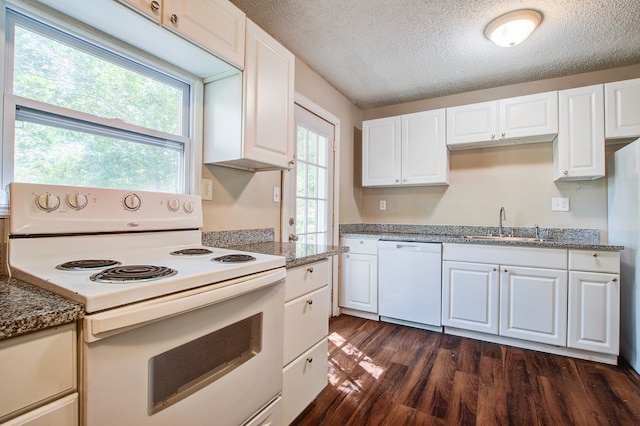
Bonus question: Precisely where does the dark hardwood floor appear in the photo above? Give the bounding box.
[294,315,640,425]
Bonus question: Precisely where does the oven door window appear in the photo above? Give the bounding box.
[149,313,262,414]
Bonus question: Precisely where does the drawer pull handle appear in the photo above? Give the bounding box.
[593,253,598,257]
[306,357,313,364]
[306,299,313,305]
[307,267,314,273]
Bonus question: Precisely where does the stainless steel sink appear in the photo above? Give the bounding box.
[463,235,554,242]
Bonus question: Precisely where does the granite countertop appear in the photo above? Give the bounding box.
[0,277,84,341]
[339,224,623,251]
[228,241,349,268]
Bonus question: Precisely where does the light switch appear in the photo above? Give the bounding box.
[201,179,213,201]
[551,197,570,211]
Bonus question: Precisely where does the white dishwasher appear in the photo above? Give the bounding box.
[378,240,442,330]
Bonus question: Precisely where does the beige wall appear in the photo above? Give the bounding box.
[294,58,363,224]
[359,64,640,241]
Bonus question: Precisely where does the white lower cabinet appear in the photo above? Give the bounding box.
[282,260,329,425]
[0,323,77,425]
[499,266,567,346]
[567,250,620,355]
[339,238,378,317]
[442,244,621,363]
[442,261,499,334]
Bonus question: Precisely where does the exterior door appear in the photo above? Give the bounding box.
[285,104,335,247]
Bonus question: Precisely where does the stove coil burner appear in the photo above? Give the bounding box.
[170,248,214,256]
[212,254,256,263]
[90,265,177,283]
[56,259,122,271]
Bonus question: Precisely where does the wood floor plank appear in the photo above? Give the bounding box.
[293,315,640,426]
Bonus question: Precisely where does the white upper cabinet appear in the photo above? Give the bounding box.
[362,109,448,187]
[446,91,558,149]
[204,19,295,171]
[554,85,605,181]
[162,0,246,69]
[605,78,640,140]
[117,0,246,69]
[362,116,401,186]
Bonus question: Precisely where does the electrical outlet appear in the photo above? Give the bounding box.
[273,186,281,203]
[551,197,570,212]
[380,200,386,210]
[201,179,213,201]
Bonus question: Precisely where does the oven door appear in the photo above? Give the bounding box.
[80,268,285,426]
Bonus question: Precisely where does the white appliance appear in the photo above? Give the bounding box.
[377,240,442,330]
[7,182,286,425]
[608,139,640,373]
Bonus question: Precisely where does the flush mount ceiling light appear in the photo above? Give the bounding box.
[485,9,542,47]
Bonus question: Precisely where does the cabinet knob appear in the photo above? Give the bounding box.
[345,254,350,258]
[170,13,179,24]
[612,278,618,282]
[402,178,407,182]
[493,267,497,271]
[564,170,569,175]
[593,253,598,257]
[503,268,508,273]
[150,0,160,12]
[491,134,495,139]
[501,132,506,137]
[306,299,313,305]
[307,266,314,273]
[306,357,313,364]
[395,179,399,183]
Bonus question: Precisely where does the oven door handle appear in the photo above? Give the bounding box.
[84,267,286,342]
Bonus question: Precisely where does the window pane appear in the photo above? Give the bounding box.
[318,135,328,167]
[307,164,317,198]
[307,199,316,233]
[296,163,306,197]
[317,167,326,199]
[13,24,185,135]
[14,120,183,192]
[296,126,307,161]
[308,132,318,164]
[307,234,316,246]
[317,233,326,246]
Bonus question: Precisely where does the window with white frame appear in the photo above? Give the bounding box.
[3,9,195,195]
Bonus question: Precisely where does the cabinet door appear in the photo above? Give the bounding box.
[362,116,401,186]
[243,20,295,169]
[339,253,378,313]
[499,91,558,141]
[499,266,567,346]
[162,0,246,68]
[446,101,498,148]
[117,0,162,22]
[554,85,605,180]
[568,271,620,355]
[402,109,449,185]
[605,78,640,139]
[442,261,499,334]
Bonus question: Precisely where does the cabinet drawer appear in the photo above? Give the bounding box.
[282,338,328,425]
[284,286,329,366]
[0,324,76,420]
[340,237,378,255]
[569,250,620,273]
[2,393,78,426]
[285,259,329,302]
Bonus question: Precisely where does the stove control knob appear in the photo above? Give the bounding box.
[123,193,141,211]
[35,192,60,212]
[167,198,180,212]
[66,192,88,210]
[183,200,195,214]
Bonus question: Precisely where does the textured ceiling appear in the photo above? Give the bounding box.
[229,0,640,109]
